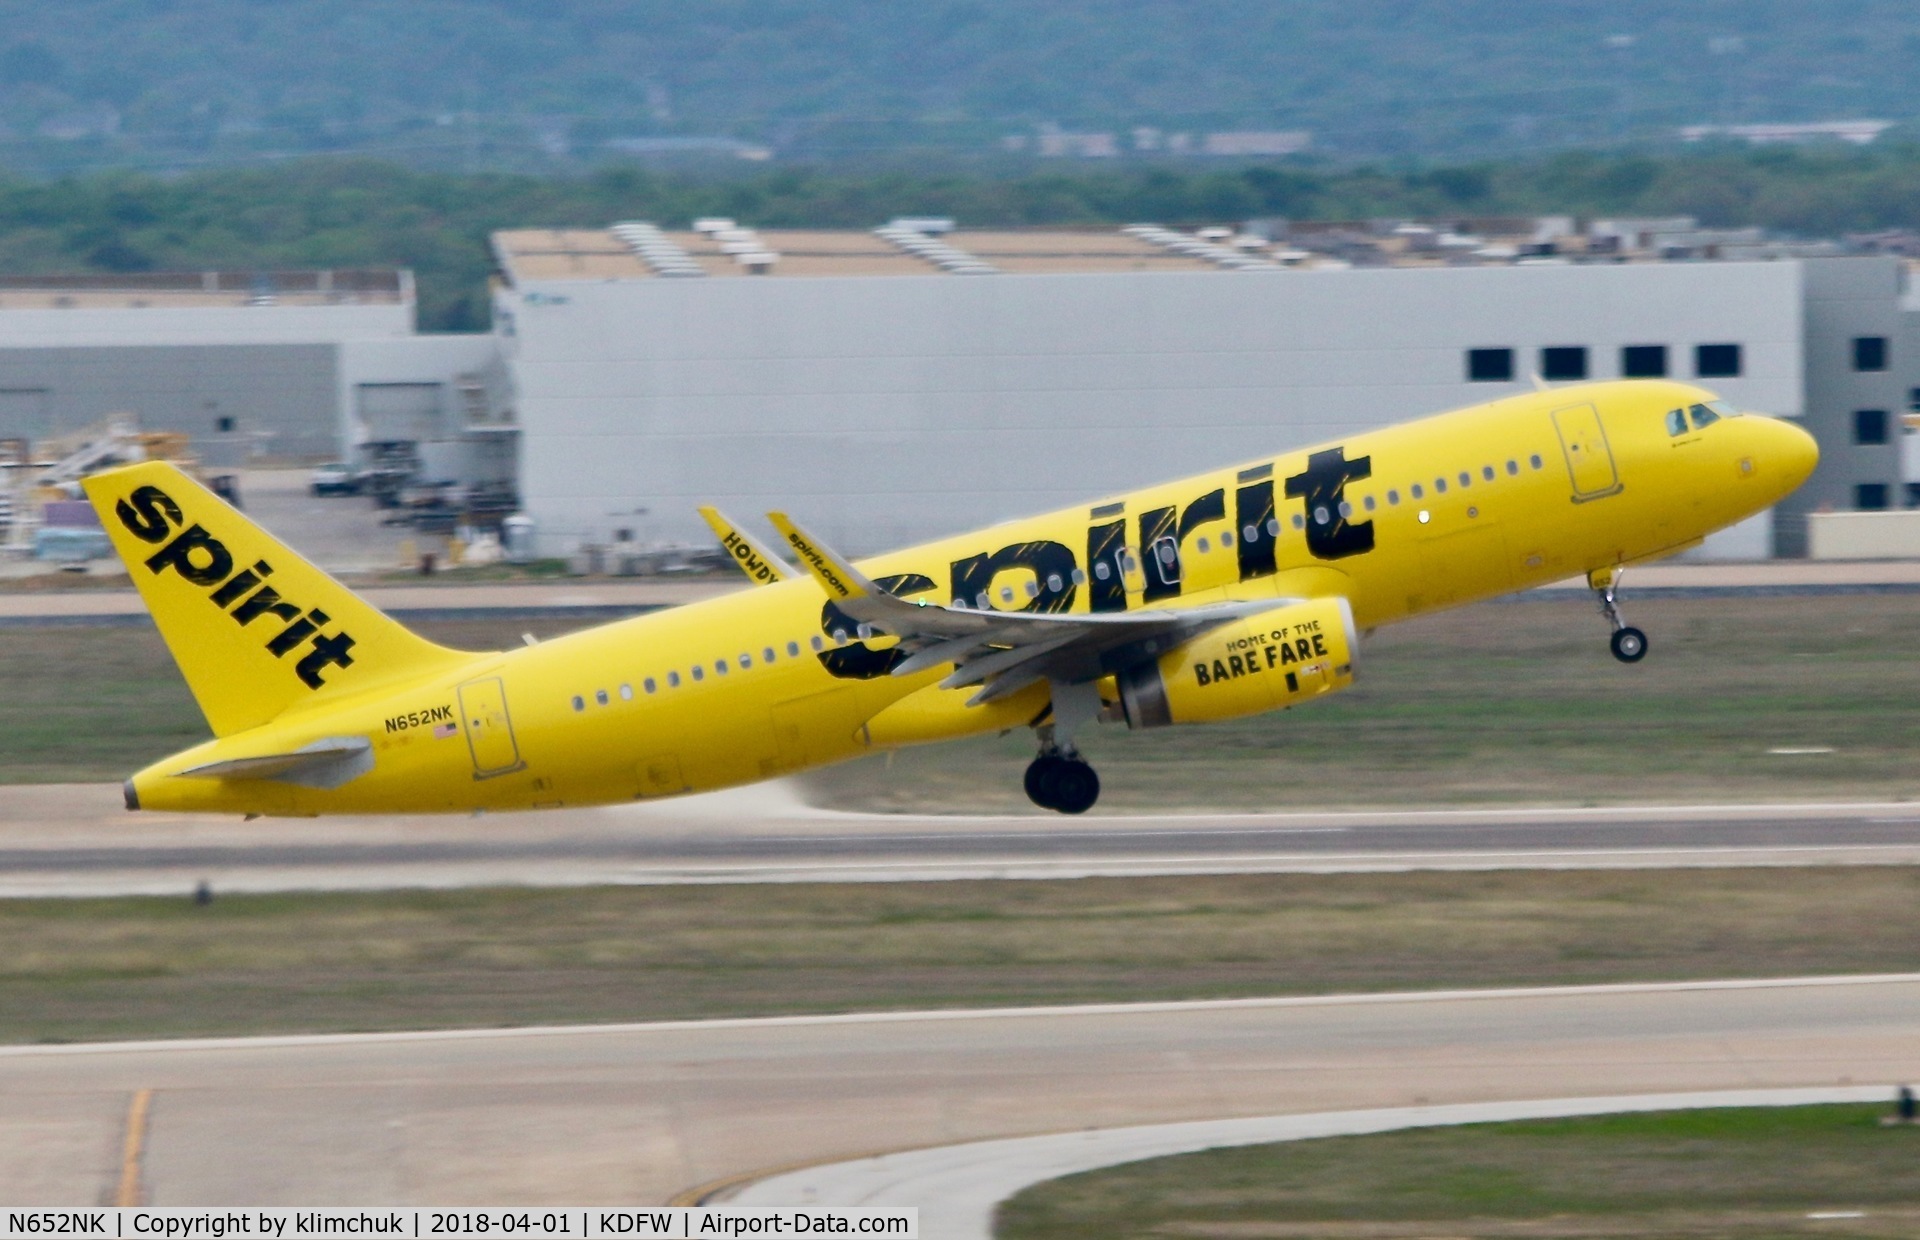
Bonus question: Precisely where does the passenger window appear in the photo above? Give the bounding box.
[1218,532,1233,549]
[1023,580,1039,598]
[1242,524,1258,541]
[1265,518,1280,536]
[1387,489,1400,505]
[1338,501,1353,518]
[1363,495,1377,512]
[1094,561,1111,580]
[1688,403,1720,430]
[1071,566,1089,583]
[739,653,751,669]
[1434,478,1447,494]
[1529,454,1544,469]
[833,628,849,644]
[692,666,704,682]
[644,678,657,694]
[1411,483,1424,499]
[810,635,824,652]
[595,689,608,706]
[1458,471,1471,488]
[571,695,584,712]
[668,671,681,688]
[1047,572,1065,591]
[764,646,776,663]
[1505,460,1518,476]
[1313,505,1330,525]
[788,641,801,657]
[715,660,728,676]
[1665,408,1688,436]
[1482,465,1495,482]
[619,684,632,701]
[1292,513,1305,529]
[1195,538,1209,554]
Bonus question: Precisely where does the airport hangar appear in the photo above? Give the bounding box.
[494,223,1917,561]
[0,269,507,481]
[0,228,1913,563]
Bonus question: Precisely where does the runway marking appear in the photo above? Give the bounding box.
[115,1087,152,1207]
[4,973,1918,1059]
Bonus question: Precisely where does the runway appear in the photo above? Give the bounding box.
[2,975,1916,1211]
[7,783,1920,895]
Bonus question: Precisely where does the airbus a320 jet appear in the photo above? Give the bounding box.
[85,379,1816,817]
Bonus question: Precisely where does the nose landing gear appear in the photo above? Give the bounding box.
[1591,567,1647,663]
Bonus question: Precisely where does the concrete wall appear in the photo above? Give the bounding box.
[504,261,1804,557]
[1783,257,1914,555]
[1808,510,1920,559]
[0,302,412,347]
[0,343,341,461]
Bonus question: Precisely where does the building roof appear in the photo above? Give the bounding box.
[0,269,411,310]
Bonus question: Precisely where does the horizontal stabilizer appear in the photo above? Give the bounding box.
[174,736,373,790]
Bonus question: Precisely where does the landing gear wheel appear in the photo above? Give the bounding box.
[1023,753,1100,814]
[1049,760,1100,815]
[1610,626,1647,663]
[1024,754,1066,808]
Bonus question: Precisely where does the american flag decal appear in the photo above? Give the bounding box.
[434,721,459,739]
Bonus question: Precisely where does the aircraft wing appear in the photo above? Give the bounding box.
[767,512,1286,704]
[698,506,795,585]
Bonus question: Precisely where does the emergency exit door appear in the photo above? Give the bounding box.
[458,676,523,778]
[1551,403,1623,502]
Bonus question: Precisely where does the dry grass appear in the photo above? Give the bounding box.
[808,593,1920,811]
[4,868,1919,1044]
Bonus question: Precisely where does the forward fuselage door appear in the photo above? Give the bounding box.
[1551,402,1623,502]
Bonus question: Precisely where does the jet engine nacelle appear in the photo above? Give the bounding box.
[1116,597,1358,728]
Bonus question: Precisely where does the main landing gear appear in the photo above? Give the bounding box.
[1591,567,1647,664]
[1025,750,1100,815]
[1025,679,1103,814]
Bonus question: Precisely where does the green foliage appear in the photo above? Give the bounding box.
[2,143,1920,330]
[0,3,1918,165]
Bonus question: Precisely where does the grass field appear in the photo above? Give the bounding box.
[997,1104,1920,1239]
[3,868,1918,1043]
[7,594,1920,807]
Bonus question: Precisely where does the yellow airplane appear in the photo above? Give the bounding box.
[85,379,1816,817]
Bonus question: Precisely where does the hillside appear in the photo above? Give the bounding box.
[0,1,1917,171]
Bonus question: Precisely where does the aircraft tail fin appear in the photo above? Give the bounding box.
[83,462,471,738]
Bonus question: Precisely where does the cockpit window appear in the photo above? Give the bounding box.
[1665,408,1688,437]
[1688,402,1721,430]
[1706,399,1741,418]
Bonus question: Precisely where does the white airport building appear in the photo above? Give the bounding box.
[0,222,1914,562]
[491,223,1919,559]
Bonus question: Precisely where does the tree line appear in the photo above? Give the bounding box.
[1,144,1916,332]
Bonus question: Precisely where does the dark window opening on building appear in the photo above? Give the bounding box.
[1540,346,1588,381]
[1853,336,1888,372]
[1856,483,1890,510]
[1621,345,1668,378]
[1906,482,1920,509]
[1854,409,1889,445]
[1909,387,1920,412]
[215,416,235,433]
[1695,343,1742,378]
[1467,348,1513,382]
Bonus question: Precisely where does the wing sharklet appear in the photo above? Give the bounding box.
[697,506,794,585]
